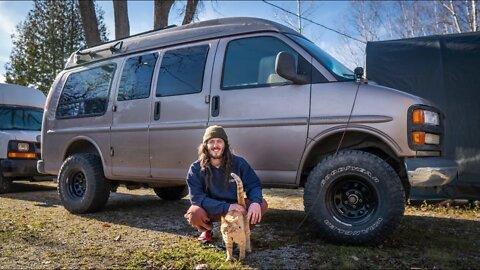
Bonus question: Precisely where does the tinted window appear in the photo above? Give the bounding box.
[156,45,209,97]
[57,64,116,118]
[118,53,157,101]
[222,36,319,90]
[287,34,354,81]
[0,106,43,131]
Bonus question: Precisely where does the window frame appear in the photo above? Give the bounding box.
[219,34,328,91]
[155,44,210,98]
[117,52,158,102]
[56,62,117,119]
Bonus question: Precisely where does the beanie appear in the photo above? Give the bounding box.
[203,125,228,143]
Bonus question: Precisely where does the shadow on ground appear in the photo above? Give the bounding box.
[2,182,478,247]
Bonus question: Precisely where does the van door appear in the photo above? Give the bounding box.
[209,34,314,185]
[149,40,218,180]
[111,53,158,177]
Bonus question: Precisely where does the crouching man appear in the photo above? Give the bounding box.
[184,125,268,243]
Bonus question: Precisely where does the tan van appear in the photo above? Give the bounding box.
[38,17,457,244]
[0,83,50,193]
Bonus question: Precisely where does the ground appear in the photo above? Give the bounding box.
[0,181,479,269]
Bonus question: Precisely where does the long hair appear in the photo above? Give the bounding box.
[198,140,233,190]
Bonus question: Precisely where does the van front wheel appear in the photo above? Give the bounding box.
[58,154,110,214]
[304,150,405,245]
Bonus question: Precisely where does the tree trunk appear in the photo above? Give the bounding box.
[78,0,101,47]
[113,0,130,39]
[154,0,174,29]
[182,0,199,25]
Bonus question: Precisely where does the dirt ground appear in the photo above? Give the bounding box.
[0,180,479,269]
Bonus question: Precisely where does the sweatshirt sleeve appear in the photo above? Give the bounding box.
[238,158,263,205]
[186,163,230,216]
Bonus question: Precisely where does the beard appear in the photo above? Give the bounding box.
[208,147,224,160]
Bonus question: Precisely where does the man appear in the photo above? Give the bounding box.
[184,125,268,243]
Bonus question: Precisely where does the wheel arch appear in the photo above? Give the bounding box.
[63,136,106,169]
[298,127,409,196]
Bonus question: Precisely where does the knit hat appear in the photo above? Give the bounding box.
[203,125,228,143]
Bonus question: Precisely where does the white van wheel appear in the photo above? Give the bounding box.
[58,154,110,213]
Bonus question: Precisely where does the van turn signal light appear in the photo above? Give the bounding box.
[7,152,37,159]
[412,131,426,144]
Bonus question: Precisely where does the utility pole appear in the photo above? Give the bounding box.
[297,0,302,33]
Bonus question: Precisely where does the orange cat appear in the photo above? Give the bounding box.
[220,173,251,261]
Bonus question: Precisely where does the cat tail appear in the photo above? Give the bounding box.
[230,173,246,209]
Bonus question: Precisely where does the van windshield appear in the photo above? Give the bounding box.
[0,106,43,131]
[287,34,355,81]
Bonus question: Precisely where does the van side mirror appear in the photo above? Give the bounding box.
[354,67,364,82]
[275,52,309,84]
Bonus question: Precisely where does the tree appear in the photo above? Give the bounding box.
[335,1,480,69]
[113,0,130,39]
[4,0,107,93]
[78,0,101,46]
[154,0,175,30]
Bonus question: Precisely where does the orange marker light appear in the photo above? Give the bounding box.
[412,109,425,125]
[412,131,426,144]
[7,152,37,159]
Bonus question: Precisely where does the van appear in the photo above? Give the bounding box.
[0,83,50,193]
[38,17,457,244]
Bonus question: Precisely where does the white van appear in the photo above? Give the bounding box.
[0,83,49,193]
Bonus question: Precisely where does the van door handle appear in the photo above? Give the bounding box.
[154,101,160,120]
[211,96,220,117]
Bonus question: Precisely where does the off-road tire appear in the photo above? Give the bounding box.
[304,150,405,245]
[0,173,12,194]
[153,186,188,201]
[58,154,110,214]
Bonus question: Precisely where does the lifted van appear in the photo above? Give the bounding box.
[39,17,457,244]
[0,83,49,193]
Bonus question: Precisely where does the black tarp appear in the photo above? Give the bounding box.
[366,32,480,200]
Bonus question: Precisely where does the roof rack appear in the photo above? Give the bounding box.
[65,17,298,69]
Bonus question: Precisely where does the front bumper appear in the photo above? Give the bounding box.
[404,157,458,187]
[1,159,44,178]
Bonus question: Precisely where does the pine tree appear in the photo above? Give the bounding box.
[4,0,107,94]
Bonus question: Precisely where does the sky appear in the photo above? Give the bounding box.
[0,0,354,84]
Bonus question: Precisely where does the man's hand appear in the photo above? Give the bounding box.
[247,202,262,225]
[228,203,246,214]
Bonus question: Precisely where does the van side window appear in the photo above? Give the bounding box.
[56,64,116,118]
[118,53,158,101]
[222,36,322,90]
[156,45,209,97]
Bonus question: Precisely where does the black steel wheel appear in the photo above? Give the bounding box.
[304,150,405,245]
[327,177,378,224]
[58,154,110,214]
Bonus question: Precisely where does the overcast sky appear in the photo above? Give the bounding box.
[0,0,352,83]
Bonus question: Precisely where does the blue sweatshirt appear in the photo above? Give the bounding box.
[186,155,263,216]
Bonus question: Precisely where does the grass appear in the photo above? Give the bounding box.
[0,182,479,269]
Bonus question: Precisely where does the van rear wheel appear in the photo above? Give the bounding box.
[0,174,12,194]
[58,154,110,213]
[153,186,188,201]
[304,150,405,245]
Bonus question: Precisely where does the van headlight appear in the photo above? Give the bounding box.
[412,109,439,126]
[7,141,37,159]
[408,105,443,152]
